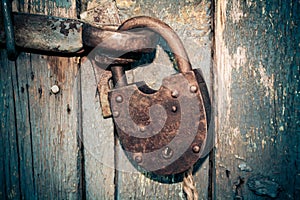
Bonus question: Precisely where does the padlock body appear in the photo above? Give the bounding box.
[109,71,208,175]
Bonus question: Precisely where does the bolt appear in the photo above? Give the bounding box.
[162,146,173,159]
[190,85,198,93]
[171,105,177,112]
[171,90,179,98]
[135,155,142,163]
[192,145,200,153]
[51,85,60,94]
[115,95,123,103]
[113,111,120,118]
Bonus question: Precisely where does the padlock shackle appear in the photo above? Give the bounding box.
[111,66,128,88]
[118,16,192,73]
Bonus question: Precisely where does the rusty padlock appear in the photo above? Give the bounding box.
[108,16,210,175]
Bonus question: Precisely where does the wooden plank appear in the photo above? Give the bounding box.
[80,59,115,199]
[80,1,120,199]
[10,53,36,199]
[213,0,300,199]
[0,0,82,199]
[0,50,21,199]
[20,54,81,199]
[80,0,213,199]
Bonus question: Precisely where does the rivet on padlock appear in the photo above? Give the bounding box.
[107,16,210,175]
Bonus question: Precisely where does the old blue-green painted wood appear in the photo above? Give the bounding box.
[213,0,300,199]
[0,51,22,199]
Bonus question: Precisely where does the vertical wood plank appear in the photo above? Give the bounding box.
[79,1,121,199]
[0,0,83,199]
[22,54,81,199]
[213,0,299,199]
[80,59,115,199]
[0,51,21,199]
[11,53,36,199]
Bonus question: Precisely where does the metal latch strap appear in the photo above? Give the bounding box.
[0,12,157,60]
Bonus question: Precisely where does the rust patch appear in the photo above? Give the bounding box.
[58,19,82,36]
[98,70,113,118]
[59,22,68,36]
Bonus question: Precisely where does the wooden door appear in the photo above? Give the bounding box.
[0,0,298,199]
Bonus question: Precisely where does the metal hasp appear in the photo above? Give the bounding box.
[0,13,158,64]
[108,16,211,175]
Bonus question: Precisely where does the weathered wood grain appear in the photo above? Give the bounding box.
[1,0,83,199]
[11,53,36,199]
[80,58,115,199]
[79,1,120,199]
[0,51,21,199]
[213,0,299,199]
[24,54,81,199]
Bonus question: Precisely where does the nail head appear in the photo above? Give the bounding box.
[190,85,198,93]
[51,85,60,94]
[115,95,123,103]
[171,90,179,98]
[192,145,200,153]
[171,106,177,112]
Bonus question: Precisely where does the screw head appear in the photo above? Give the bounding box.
[135,155,142,163]
[115,95,123,103]
[171,105,177,112]
[51,85,60,94]
[190,85,198,93]
[192,145,200,153]
[171,90,179,98]
[162,146,173,159]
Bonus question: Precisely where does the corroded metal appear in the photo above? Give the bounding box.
[110,66,127,87]
[98,71,113,118]
[118,16,192,73]
[0,13,84,53]
[103,15,193,75]
[0,13,158,64]
[107,16,210,175]
[94,55,137,66]
[109,71,208,175]
[83,25,158,54]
